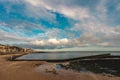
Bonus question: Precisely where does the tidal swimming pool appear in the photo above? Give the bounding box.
[15,51,120,61]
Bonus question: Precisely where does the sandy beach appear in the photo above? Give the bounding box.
[0,53,120,80]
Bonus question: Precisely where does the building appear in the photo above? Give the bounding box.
[0,44,33,53]
[0,45,6,53]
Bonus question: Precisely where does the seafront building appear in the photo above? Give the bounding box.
[0,44,33,53]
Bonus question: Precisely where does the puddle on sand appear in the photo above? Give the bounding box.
[34,63,80,75]
[35,63,56,72]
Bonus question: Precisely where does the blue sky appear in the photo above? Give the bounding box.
[0,0,120,50]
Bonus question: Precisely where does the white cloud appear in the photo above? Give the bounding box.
[97,42,110,46]
[80,33,100,44]
[70,18,120,47]
[0,29,34,44]
[31,40,45,46]
[29,38,69,47]
[25,0,52,10]
[116,3,120,11]
[48,38,69,45]
[59,6,90,20]
[25,0,40,6]
[48,38,60,45]
[95,0,107,21]
[24,0,90,20]
[59,38,68,44]
[45,28,61,38]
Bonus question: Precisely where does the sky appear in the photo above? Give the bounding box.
[0,0,120,51]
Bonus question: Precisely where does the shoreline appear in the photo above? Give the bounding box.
[0,53,120,80]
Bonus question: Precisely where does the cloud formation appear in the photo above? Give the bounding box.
[0,0,120,49]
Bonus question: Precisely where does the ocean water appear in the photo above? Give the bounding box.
[16,51,120,60]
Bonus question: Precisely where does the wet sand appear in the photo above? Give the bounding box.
[0,53,120,80]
